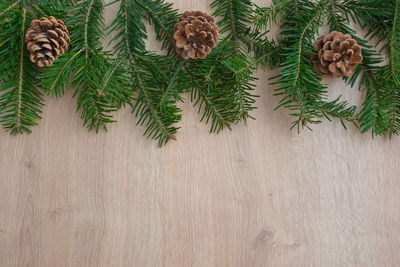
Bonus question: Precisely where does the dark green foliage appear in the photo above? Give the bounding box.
[29,0,76,19]
[1,0,396,144]
[0,1,43,134]
[192,0,261,131]
[339,0,400,136]
[211,0,253,39]
[109,0,183,146]
[188,39,257,132]
[252,3,278,33]
[109,0,261,145]
[245,3,282,68]
[270,0,358,130]
[108,0,147,57]
[137,0,180,53]
[132,54,184,146]
[254,0,398,136]
[41,0,130,132]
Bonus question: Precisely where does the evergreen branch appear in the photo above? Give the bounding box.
[0,6,43,134]
[211,0,253,39]
[73,54,130,132]
[189,49,236,133]
[204,0,260,128]
[108,0,147,57]
[338,0,400,135]
[390,0,400,84]
[319,97,358,126]
[339,0,394,48]
[41,0,127,131]
[271,0,329,129]
[0,1,19,18]
[28,0,76,19]
[132,55,182,146]
[221,52,258,123]
[243,1,286,69]
[241,30,283,69]
[358,70,393,135]
[15,8,27,130]
[252,3,279,32]
[69,0,105,52]
[41,50,82,97]
[109,0,182,146]
[189,38,257,132]
[136,0,179,53]
[159,60,185,105]
[84,0,95,61]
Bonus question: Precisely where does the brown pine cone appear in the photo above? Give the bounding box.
[25,16,70,68]
[173,11,218,60]
[314,31,363,77]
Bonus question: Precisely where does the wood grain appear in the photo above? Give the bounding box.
[1,0,400,266]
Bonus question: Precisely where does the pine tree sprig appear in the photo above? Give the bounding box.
[271,0,330,129]
[336,0,400,136]
[107,0,147,57]
[0,1,19,19]
[0,6,43,134]
[109,0,183,146]
[41,0,129,131]
[131,54,182,146]
[188,38,257,133]
[136,0,180,53]
[252,3,279,33]
[210,0,253,39]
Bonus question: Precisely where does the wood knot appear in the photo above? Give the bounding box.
[48,207,72,221]
[251,228,274,251]
[24,159,32,169]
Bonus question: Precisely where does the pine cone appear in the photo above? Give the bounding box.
[173,11,218,60]
[314,31,363,77]
[25,16,70,68]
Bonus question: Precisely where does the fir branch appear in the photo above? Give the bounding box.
[41,50,82,97]
[252,3,279,33]
[27,0,76,18]
[108,0,147,57]
[189,38,257,132]
[268,0,376,131]
[271,0,329,129]
[0,6,43,134]
[339,0,400,135]
[74,55,131,132]
[242,30,282,69]
[358,70,395,135]
[319,97,358,127]
[41,0,128,131]
[132,54,182,146]
[136,0,179,53]
[339,0,394,48]
[243,1,285,69]
[0,1,19,18]
[197,0,259,130]
[109,0,183,146]
[211,0,253,40]
[389,0,400,84]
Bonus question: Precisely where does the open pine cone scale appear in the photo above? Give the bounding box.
[174,11,218,60]
[314,31,363,77]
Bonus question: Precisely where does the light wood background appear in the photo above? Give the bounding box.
[1,0,400,266]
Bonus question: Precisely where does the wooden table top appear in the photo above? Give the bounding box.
[1,0,399,266]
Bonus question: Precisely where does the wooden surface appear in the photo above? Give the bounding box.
[1,0,400,266]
